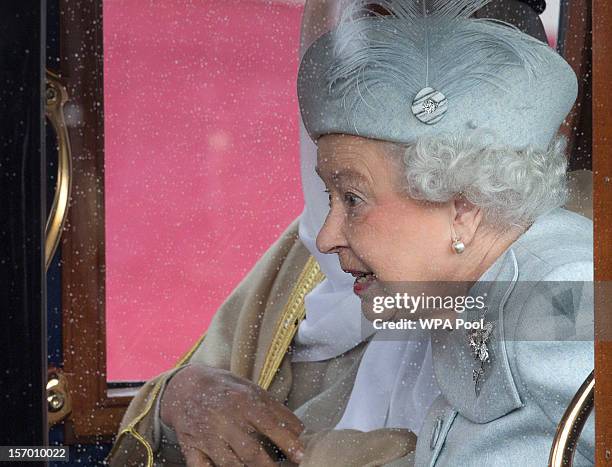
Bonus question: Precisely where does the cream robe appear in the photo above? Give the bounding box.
[107,219,416,466]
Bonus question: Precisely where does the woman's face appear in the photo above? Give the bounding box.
[316,134,455,296]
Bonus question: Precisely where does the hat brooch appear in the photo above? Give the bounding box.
[412,87,448,124]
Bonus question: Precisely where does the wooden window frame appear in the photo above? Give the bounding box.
[58,0,133,442]
[592,0,612,463]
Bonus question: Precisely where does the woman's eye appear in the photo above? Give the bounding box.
[344,192,363,208]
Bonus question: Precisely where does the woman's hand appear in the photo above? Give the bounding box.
[160,364,305,467]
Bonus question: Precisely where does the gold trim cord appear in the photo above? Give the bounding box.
[257,256,324,390]
[110,256,323,466]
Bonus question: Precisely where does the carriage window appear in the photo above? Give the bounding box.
[56,0,303,440]
[56,0,590,441]
[103,1,304,382]
[104,0,566,383]
[86,0,574,386]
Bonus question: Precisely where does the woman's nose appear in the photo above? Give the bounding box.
[316,211,346,254]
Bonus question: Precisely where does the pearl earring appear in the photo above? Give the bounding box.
[452,237,465,254]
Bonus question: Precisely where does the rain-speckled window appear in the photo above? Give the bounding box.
[101,0,566,385]
[103,0,304,382]
[53,0,304,441]
[51,0,598,447]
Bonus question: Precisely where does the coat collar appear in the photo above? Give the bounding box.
[431,248,523,423]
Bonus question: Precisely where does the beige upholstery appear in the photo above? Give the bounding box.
[566,169,593,220]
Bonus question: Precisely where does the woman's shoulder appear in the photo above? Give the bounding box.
[502,210,593,347]
[501,214,594,463]
[501,208,593,340]
[512,208,593,281]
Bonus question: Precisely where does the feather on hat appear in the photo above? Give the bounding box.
[297,0,577,150]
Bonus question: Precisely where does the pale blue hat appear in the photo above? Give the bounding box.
[297,0,577,151]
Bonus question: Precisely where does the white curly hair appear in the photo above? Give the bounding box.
[390,129,569,227]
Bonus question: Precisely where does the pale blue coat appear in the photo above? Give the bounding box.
[414,208,594,466]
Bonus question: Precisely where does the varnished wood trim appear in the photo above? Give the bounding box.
[593,0,612,463]
[59,0,127,441]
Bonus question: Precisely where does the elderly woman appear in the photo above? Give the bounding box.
[297,0,594,465]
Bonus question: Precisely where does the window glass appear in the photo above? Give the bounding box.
[103,0,561,382]
[104,0,304,382]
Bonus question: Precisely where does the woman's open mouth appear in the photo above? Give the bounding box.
[350,271,377,296]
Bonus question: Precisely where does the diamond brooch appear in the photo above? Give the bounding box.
[422,98,439,114]
[412,87,448,125]
[467,320,494,396]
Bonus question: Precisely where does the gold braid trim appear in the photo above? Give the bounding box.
[111,380,164,467]
[175,332,207,366]
[110,332,207,465]
[257,256,324,390]
[111,255,323,465]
